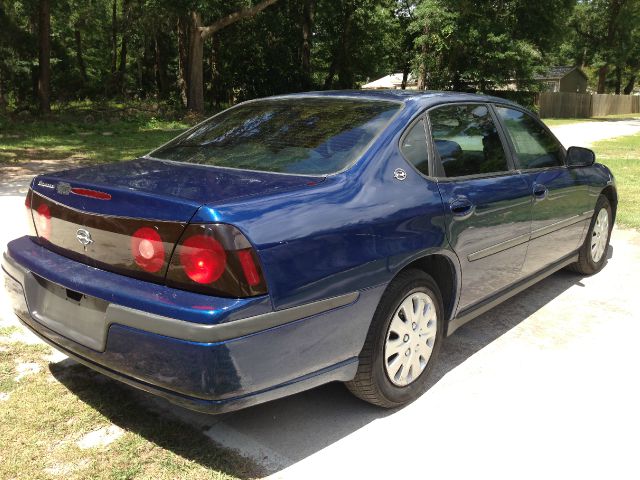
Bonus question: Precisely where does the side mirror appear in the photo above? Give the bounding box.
[566,146,596,167]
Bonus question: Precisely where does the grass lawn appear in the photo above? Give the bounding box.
[591,133,640,229]
[0,333,260,480]
[0,105,192,165]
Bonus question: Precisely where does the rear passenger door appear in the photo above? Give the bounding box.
[427,103,532,310]
[493,106,592,275]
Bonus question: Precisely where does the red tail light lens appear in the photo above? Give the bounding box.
[167,224,267,297]
[237,249,261,286]
[24,190,36,236]
[179,235,227,284]
[34,203,52,240]
[131,227,165,273]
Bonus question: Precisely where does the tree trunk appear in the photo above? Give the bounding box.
[597,65,608,94]
[597,0,624,95]
[117,35,128,93]
[417,23,429,90]
[323,55,338,89]
[452,72,463,91]
[199,0,279,39]
[177,17,190,107]
[111,0,117,74]
[335,5,354,89]
[74,29,87,82]
[324,5,353,89]
[211,35,223,109]
[118,33,128,74]
[301,0,316,89]
[37,0,51,113]
[137,56,143,93]
[0,70,6,112]
[401,65,409,90]
[115,0,130,94]
[155,35,169,99]
[614,65,622,94]
[187,11,204,112]
[623,75,636,95]
[186,0,280,113]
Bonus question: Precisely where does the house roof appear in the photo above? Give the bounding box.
[361,73,416,90]
[535,66,588,81]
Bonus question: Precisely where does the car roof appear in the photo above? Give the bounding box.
[267,90,523,109]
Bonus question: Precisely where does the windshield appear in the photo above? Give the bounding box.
[150,97,401,175]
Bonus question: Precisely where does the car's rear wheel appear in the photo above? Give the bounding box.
[345,269,444,408]
[568,194,612,275]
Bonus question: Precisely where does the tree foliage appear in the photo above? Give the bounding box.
[0,0,638,114]
[561,0,640,93]
[411,0,575,91]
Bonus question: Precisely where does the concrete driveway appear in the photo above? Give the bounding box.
[180,227,640,479]
[551,118,640,148]
[1,122,639,479]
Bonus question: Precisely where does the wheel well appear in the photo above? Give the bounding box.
[400,255,457,323]
[601,186,618,223]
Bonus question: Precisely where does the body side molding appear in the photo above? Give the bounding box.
[467,210,593,262]
[448,252,579,336]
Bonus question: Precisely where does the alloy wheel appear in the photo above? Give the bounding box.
[591,208,609,263]
[384,292,437,387]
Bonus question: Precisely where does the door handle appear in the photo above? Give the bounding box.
[450,198,475,217]
[533,184,548,199]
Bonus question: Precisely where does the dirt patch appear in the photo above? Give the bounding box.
[76,425,125,449]
[14,361,42,381]
[0,157,92,196]
[43,459,90,476]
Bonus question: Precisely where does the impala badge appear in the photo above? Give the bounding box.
[76,229,93,249]
[37,180,55,189]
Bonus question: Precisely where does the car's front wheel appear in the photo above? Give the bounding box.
[346,269,444,408]
[569,194,613,275]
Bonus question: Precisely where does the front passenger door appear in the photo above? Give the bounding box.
[428,104,532,311]
[494,106,592,275]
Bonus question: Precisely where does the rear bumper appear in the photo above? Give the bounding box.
[3,236,382,414]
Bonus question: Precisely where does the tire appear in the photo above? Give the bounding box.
[345,269,444,408]
[568,194,613,275]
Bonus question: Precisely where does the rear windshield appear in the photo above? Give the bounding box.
[150,97,400,175]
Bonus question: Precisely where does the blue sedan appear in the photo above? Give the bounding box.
[2,91,616,412]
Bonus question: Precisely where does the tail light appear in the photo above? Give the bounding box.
[131,227,165,273]
[166,223,267,298]
[34,203,52,241]
[237,249,261,286]
[25,190,36,236]
[179,234,227,284]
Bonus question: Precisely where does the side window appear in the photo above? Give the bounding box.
[495,106,564,169]
[400,118,429,175]
[428,104,509,178]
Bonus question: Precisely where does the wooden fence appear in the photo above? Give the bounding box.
[538,92,640,118]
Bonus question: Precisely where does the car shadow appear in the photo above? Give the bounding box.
[49,246,612,477]
[48,358,265,479]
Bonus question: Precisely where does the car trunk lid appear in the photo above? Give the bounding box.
[29,158,320,283]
